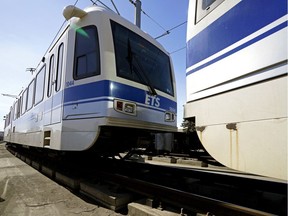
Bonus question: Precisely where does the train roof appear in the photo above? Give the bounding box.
[67,5,168,53]
[28,5,169,78]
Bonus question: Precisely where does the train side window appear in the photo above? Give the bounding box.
[21,89,27,115]
[6,111,11,127]
[56,43,64,91]
[26,79,35,111]
[12,105,15,123]
[202,0,216,9]
[5,114,9,128]
[4,115,7,128]
[14,101,18,120]
[196,0,225,23]
[17,97,21,118]
[48,55,55,97]
[9,110,12,125]
[11,105,14,122]
[74,26,100,79]
[35,65,46,105]
[5,114,8,128]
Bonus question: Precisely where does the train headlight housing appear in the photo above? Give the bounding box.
[114,99,137,116]
[165,111,176,122]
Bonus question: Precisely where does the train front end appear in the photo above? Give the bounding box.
[61,6,177,152]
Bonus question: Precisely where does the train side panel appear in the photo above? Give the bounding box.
[185,0,287,180]
[4,28,69,150]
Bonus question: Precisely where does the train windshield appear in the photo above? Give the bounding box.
[111,20,174,96]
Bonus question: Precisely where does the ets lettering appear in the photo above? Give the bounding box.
[145,94,160,107]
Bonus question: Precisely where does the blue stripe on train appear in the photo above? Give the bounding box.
[63,80,177,112]
[187,21,287,76]
[186,0,287,70]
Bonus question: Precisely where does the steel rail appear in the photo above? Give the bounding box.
[6,144,286,215]
[98,171,274,216]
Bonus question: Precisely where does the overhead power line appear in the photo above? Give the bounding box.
[90,0,98,5]
[90,0,117,14]
[141,9,167,32]
[127,1,187,56]
[128,0,186,40]
[169,46,186,55]
[110,0,120,15]
[39,0,79,68]
[155,21,187,40]
[128,0,166,31]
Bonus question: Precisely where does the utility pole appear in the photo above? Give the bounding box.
[135,0,141,28]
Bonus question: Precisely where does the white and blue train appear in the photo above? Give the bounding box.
[185,0,287,180]
[3,5,177,153]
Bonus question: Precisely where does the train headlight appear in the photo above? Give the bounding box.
[124,104,135,113]
[114,99,137,116]
[165,111,175,122]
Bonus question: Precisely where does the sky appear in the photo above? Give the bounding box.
[0,0,189,131]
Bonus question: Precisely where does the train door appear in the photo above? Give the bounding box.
[44,43,65,125]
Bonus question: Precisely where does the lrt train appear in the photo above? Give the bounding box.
[3,5,177,153]
[185,0,287,180]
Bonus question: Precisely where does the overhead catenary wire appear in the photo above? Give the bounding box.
[128,0,186,56]
[90,0,117,14]
[155,21,187,39]
[89,0,98,5]
[169,46,186,55]
[40,0,118,69]
[128,0,186,40]
[110,0,120,15]
[128,0,166,31]
[39,0,79,68]
[41,0,185,68]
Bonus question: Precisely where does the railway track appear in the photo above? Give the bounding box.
[6,144,287,215]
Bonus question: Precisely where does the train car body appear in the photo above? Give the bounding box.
[3,5,177,152]
[185,0,287,180]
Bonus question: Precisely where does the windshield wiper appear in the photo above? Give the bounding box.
[126,39,157,96]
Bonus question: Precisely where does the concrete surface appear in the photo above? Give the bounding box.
[0,143,122,216]
[128,202,180,216]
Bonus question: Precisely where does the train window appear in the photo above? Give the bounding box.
[9,111,11,125]
[16,97,21,118]
[74,26,100,79]
[5,114,9,128]
[4,115,7,128]
[11,105,14,122]
[56,43,64,91]
[14,101,18,120]
[35,65,46,105]
[202,0,216,9]
[5,112,11,127]
[196,0,225,23]
[26,79,35,111]
[21,89,27,115]
[48,55,55,97]
[111,21,174,96]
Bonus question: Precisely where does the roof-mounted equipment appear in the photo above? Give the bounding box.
[63,5,87,21]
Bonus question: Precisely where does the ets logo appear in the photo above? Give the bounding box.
[145,94,160,107]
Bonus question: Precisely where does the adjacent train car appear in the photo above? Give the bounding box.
[3,5,177,153]
[185,0,287,180]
